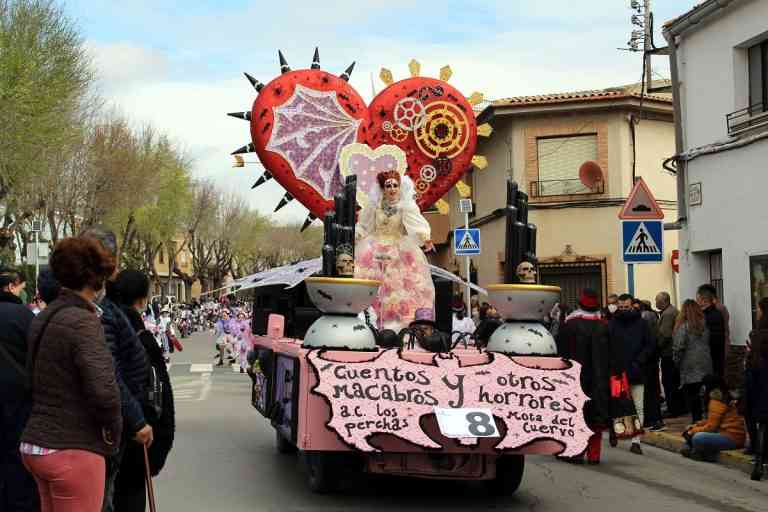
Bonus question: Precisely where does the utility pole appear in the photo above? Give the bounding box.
[644,0,653,88]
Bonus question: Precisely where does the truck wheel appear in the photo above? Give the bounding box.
[275,430,297,454]
[304,452,338,494]
[486,455,525,495]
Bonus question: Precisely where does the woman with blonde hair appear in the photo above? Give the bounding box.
[673,299,713,422]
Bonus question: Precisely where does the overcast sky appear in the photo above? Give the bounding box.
[64,0,698,224]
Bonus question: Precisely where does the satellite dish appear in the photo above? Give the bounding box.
[579,161,604,190]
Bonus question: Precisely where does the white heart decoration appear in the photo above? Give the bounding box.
[339,143,407,208]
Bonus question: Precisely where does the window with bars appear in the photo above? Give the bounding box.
[749,41,768,114]
[727,41,768,134]
[709,251,724,301]
[535,134,598,196]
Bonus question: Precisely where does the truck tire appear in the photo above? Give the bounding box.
[486,455,525,495]
[304,452,339,494]
[275,430,297,455]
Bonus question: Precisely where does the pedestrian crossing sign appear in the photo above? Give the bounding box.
[622,220,663,263]
[454,228,481,256]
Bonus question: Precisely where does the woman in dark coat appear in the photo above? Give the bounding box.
[746,297,768,480]
[0,270,38,511]
[112,270,175,511]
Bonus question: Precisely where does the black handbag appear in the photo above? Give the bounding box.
[137,329,163,418]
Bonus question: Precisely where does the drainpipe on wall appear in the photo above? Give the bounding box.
[662,0,737,231]
[663,29,687,231]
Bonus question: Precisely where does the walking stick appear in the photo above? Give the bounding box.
[143,444,157,512]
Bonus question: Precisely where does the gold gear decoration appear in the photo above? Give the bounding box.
[415,179,430,193]
[414,101,470,159]
[390,127,408,142]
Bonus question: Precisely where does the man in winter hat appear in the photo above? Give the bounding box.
[557,289,612,464]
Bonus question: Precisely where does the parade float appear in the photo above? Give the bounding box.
[228,49,591,494]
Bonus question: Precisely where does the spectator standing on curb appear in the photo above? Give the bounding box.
[111,270,176,511]
[673,299,713,423]
[608,293,656,455]
[36,268,62,308]
[639,300,664,431]
[681,374,745,462]
[557,289,612,464]
[697,284,727,378]
[21,237,123,512]
[603,294,619,321]
[745,297,768,480]
[0,270,38,511]
[656,292,684,418]
[80,228,152,512]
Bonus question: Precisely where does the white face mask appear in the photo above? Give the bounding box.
[608,304,618,314]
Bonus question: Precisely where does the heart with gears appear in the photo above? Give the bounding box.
[365,75,479,211]
[230,50,488,222]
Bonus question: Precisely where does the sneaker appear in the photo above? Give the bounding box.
[630,443,643,455]
[649,422,667,432]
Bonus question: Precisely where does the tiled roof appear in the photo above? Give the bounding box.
[491,81,672,108]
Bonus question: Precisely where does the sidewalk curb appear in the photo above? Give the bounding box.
[642,431,755,475]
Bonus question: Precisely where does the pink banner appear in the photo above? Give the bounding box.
[308,349,591,456]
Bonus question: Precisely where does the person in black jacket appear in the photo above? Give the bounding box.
[0,270,39,511]
[608,293,656,455]
[112,270,175,511]
[746,297,768,480]
[698,284,727,378]
[80,228,151,512]
[557,289,612,464]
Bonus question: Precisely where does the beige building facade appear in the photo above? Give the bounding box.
[431,83,679,307]
[152,239,202,303]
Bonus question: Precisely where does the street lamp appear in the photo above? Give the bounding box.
[30,220,42,296]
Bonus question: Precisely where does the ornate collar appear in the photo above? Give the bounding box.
[382,201,398,217]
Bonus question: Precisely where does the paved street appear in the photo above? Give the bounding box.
[154,333,768,512]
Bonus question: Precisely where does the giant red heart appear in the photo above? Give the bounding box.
[247,67,476,218]
[249,69,369,218]
[366,77,477,211]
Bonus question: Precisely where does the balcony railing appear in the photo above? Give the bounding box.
[726,102,768,135]
[529,178,604,198]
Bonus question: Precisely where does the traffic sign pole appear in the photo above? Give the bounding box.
[464,210,471,315]
[455,200,479,314]
[33,230,39,297]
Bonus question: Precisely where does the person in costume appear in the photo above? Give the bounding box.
[353,162,435,332]
[452,300,476,346]
[214,309,236,367]
[556,289,612,464]
[235,312,253,374]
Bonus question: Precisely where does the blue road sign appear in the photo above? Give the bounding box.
[622,220,663,263]
[454,228,481,256]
